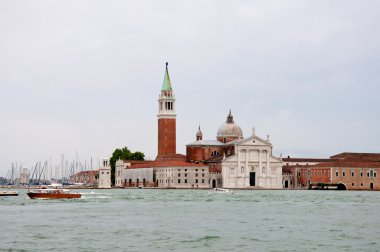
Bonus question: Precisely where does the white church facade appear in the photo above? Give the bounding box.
[221,133,283,189]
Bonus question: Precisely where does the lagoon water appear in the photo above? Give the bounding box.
[1,189,379,251]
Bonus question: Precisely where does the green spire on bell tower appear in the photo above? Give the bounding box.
[162,62,172,91]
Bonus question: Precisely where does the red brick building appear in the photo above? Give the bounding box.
[282,153,380,190]
[282,157,333,188]
[325,161,379,190]
[69,170,98,186]
[290,165,331,188]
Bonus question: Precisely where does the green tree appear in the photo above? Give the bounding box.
[109,147,145,185]
[130,151,145,160]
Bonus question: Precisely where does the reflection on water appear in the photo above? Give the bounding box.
[1,189,379,251]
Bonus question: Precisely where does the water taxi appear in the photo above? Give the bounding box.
[27,184,81,199]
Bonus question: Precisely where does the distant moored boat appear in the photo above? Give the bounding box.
[0,191,18,196]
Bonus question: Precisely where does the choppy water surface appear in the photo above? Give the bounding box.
[1,189,379,251]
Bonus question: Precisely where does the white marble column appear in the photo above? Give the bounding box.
[246,149,249,186]
[258,149,262,187]
[237,148,240,174]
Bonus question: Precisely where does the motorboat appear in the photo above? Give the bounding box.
[27,184,81,199]
[0,191,18,196]
[211,188,233,193]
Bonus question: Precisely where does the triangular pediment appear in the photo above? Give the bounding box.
[237,135,272,147]
[223,154,237,162]
[223,151,282,163]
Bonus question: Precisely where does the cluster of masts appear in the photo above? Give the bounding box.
[1,154,99,187]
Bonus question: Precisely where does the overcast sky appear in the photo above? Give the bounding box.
[1,0,379,177]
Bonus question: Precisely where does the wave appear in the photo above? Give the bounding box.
[81,195,112,199]
[80,191,111,195]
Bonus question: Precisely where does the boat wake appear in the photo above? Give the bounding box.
[80,192,112,199]
[81,195,111,199]
[80,191,110,195]
[209,188,234,194]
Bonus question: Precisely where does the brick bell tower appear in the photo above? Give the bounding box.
[157,62,176,159]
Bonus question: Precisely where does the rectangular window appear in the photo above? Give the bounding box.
[202,169,204,172]
[342,171,345,177]
[361,172,363,177]
[352,183,354,186]
[185,169,187,172]
[195,179,198,183]
[351,171,354,177]
[178,179,181,183]
[202,174,205,177]
[185,179,187,183]
[336,171,338,176]
[185,173,187,177]
[196,173,198,177]
[178,173,181,177]
[202,179,204,183]
[196,169,198,172]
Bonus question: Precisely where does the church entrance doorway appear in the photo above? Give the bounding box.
[212,179,216,188]
[284,180,289,188]
[249,172,255,186]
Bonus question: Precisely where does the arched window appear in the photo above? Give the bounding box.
[211,151,220,156]
[370,169,374,178]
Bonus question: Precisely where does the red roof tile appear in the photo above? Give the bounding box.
[330,152,380,161]
[209,167,221,172]
[71,170,99,176]
[282,158,332,162]
[308,161,380,168]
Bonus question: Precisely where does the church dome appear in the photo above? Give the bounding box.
[217,111,243,141]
